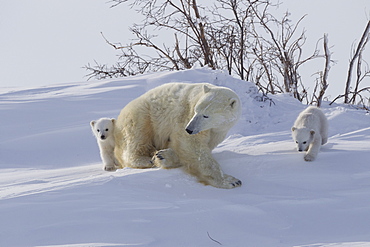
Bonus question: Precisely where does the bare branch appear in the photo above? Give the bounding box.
[86,0,332,104]
[315,33,331,107]
[344,20,370,103]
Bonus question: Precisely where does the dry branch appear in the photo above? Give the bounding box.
[86,0,332,103]
[344,20,370,103]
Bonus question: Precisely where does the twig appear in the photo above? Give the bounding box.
[207,231,222,245]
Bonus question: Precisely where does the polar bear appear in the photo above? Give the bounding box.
[291,106,328,161]
[114,82,242,189]
[90,118,121,171]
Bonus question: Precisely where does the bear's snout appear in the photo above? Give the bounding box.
[100,135,106,140]
[186,128,193,134]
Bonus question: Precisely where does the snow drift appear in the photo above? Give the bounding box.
[1,68,370,247]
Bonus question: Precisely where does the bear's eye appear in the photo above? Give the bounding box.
[303,141,307,144]
[105,128,109,131]
[97,129,100,132]
[203,115,209,118]
[296,141,298,144]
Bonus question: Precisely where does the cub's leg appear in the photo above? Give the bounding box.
[321,126,328,145]
[100,147,120,171]
[304,135,322,161]
[321,112,329,145]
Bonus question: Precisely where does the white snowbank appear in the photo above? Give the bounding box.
[1,68,370,247]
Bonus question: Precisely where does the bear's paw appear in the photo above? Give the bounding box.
[221,174,242,189]
[304,153,315,161]
[152,149,182,169]
[104,165,117,172]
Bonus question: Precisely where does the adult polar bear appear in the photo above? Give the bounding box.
[114,82,242,189]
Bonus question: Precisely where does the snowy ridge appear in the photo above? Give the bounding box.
[1,68,370,247]
[0,165,154,200]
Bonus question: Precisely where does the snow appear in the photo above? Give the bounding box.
[1,68,370,247]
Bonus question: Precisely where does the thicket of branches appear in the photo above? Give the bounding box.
[85,0,369,108]
[330,21,370,109]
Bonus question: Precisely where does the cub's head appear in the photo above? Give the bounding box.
[185,84,241,135]
[291,127,315,152]
[90,118,115,141]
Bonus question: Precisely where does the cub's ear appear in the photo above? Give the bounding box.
[90,120,96,127]
[310,130,315,136]
[229,98,238,108]
[111,118,116,124]
[291,127,296,132]
[203,85,211,93]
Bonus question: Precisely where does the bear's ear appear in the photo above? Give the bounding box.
[203,85,211,93]
[90,120,96,127]
[229,98,237,109]
[111,118,116,124]
[291,127,296,132]
[310,130,315,136]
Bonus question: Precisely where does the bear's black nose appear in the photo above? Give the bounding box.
[101,135,106,140]
[186,129,193,134]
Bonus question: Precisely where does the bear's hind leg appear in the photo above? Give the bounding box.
[127,155,155,168]
[116,143,155,168]
[124,133,157,168]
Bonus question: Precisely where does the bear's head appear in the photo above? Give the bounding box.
[291,127,315,152]
[185,85,241,135]
[90,118,115,141]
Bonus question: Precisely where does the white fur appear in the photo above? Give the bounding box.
[90,118,120,171]
[291,106,328,161]
[114,83,242,189]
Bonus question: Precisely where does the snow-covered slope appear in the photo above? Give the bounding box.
[1,68,370,247]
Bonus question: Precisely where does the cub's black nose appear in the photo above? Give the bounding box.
[186,129,193,134]
[101,135,106,140]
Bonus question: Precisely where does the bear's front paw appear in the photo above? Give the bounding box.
[152,149,181,169]
[222,174,242,189]
[152,150,166,168]
[304,153,315,162]
[155,151,165,161]
[104,165,117,172]
[230,180,242,187]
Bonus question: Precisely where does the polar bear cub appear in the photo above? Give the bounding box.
[291,106,328,161]
[90,118,120,171]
